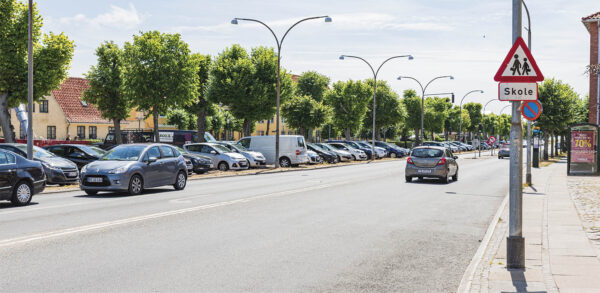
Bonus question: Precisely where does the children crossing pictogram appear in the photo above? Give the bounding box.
[494,37,544,82]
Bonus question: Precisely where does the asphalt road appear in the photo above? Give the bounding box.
[0,154,509,292]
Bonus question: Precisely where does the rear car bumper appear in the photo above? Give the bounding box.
[498,150,510,157]
[405,164,448,178]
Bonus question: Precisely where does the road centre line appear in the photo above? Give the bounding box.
[0,180,354,248]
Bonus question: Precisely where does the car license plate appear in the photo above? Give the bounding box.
[87,177,102,183]
[417,169,433,174]
[68,172,77,177]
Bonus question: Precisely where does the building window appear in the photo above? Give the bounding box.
[47,126,56,139]
[288,131,292,135]
[77,126,85,139]
[39,100,48,113]
[89,126,97,139]
[259,130,265,136]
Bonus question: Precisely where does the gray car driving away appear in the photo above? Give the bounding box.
[80,144,188,195]
[405,146,459,184]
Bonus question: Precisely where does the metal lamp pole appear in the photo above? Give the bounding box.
[339,55,413,160]
[523,0,533,185]
[482,99,498,156]
[26,0,33,159]
[232,16,332,168]
[397,75,453,145]
[459,90,484,143]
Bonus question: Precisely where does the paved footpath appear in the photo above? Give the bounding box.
[463,158,600,293]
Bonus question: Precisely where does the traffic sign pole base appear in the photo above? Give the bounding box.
[507,236,525,269]
[526,173,532,185]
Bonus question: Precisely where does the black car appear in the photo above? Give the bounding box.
[307,143,339,163]
[44,144,107,169]
[325,140,373,159]
[174,146,213,174]
[0,149,46,206]
[0,144,79,185]
[369,141,407,158]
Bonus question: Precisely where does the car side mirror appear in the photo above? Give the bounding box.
[210,151,217,155]
[453,156,458,160]
[148,156,158,164]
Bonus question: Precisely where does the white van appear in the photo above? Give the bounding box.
[237,135,309,167]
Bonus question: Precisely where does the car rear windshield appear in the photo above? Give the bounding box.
[411,148,444,158]
[79,145,106,157]
[100,145,146,161]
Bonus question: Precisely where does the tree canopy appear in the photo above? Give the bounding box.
[296,71,330,102]
[324,80,371,138]
[363,79,406,140]
[281,95,331,138]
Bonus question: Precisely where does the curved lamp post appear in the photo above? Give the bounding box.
[480,99,499,156]
[458,90,484,143]
[339,55,413,159]
[231,16,332,168]
[397,75,454,144]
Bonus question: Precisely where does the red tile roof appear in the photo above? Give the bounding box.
[51,77,111,124]
[582,11,600,21]
[291,74,300,83]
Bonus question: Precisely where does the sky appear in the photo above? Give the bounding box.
[36,0,599,115]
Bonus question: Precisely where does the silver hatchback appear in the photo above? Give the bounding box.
[405,146,459,183]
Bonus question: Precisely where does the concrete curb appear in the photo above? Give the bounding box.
[457,191,510,293]
[39,158,402,195]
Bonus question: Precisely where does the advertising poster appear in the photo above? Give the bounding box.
[571,130,595,163]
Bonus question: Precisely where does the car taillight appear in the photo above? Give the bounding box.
[407,157,414,165]
[296,150,300,155]
[437,157,447,165]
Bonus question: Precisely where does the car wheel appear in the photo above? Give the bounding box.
[218,162,229,171]
[352,155,357,161]
[11,181,32,206]
[418,177,423,181]
[405,176,412,182]
[279,157,291,167]
[390,153,397,158]
[128,174,143,196]
[337,155,342,162]
[173,171,187,190]
[452,170,458,181]
[498,156,502,159]
[84,190,98,195]
[440,172,449,184]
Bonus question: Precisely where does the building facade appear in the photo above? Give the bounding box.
[583,12,600,125]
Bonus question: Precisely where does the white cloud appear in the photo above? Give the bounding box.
[59,3,145,29]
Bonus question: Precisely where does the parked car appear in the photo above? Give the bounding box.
[369,141,406,158]
[306,150,323,164]
[0,149,46,206]
[174,146,213,174]
[80,144,188,195]
[307,143,338,163]
[422,141,445,148]
[99,130,217,149]
[0,143,79,185]
[328,142,367,161]
[355,141,386,159]
[44,144,107,169]
[237,135,309,167]
[216,142,266,168]
[326,140,373,159]
[405,146,459,183]
[184,143,249,171]
[442,142,460,152]
[315,143,352,162]
[498,143,510,159]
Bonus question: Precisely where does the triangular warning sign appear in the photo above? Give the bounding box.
[494,37,544,82]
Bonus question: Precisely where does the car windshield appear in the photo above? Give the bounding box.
[175,146,189,154]
[411,148,444,158]
[385,143,399,149]
[79,145,107,157]
[356,142,370,148]
[308,144,324,152]
[317,144,333,151]
[100,145,146,161]
[211,144,231,153]
[232,143,248,151]
[15,145,55,159]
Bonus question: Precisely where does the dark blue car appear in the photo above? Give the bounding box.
[325,140,373,159]
[369,141,407,158]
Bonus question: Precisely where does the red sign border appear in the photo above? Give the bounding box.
[494,37,544,82]
[497,82,538,101]
[521,100,543,121]
[488,136,496,144]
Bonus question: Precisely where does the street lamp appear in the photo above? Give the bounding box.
[458,90,484,143]
[339,54,413,159]
[397,75,453,144]
[481,98,499,156]
[232,16,332,168]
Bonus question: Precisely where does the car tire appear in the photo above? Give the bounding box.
[418,177,423,181]
[390,153,397,158]
[218,162,229,171]
[452,170,458,181]
[173,171,187,190]
[84,190,98,195]
[405,176,412,182]
[498,156,503,159]
[279,157,291,168]
[351,155,357,161]
[11,181,32,206]
[337,155,342,162]
[128,174,143,196]
[440,173,449,184]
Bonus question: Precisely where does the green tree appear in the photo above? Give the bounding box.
[423,97,451,140]
[463,102,483,140]
[296,71,330,102]
[222,109,243,140]
[166,108,194,130]
[207,45,294,136]
[122,31,198,142]
[363,79,406,140]
[281,95,332,140]
[83,41,130,144]
[187,53,212,142]
[0,0,74,142]
[324,80,371,139]
[446,106,470,140]
[401,89,422,141]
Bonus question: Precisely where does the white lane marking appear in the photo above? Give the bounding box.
[0,181,351,248]
[168,194,212,204]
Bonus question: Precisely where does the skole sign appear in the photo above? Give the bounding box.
[498,82,538,101]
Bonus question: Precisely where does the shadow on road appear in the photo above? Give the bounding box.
[74,188,176,199]
[0,201,39,210]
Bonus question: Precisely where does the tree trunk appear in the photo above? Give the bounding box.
[242,119,252,137]
[345,128,351,140]
[0,93,15,143]
[153,107,160,142]
[551,133,556,158]
[543,133,549,160]
[114,118,122,145]
[196,107,207,142]
[266,119,270,136]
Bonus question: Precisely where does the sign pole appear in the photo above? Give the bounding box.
[508,0,525,269]
[525,10,533,186]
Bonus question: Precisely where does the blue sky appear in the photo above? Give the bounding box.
[37,0,598,115]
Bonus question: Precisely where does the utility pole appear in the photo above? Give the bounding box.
[508,0,525,269]
[26,0,33,160]
[523,0,533,185]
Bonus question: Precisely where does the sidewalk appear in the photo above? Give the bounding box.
[463,158,600,293]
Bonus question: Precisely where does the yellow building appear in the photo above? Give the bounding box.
[5,77,128,141]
